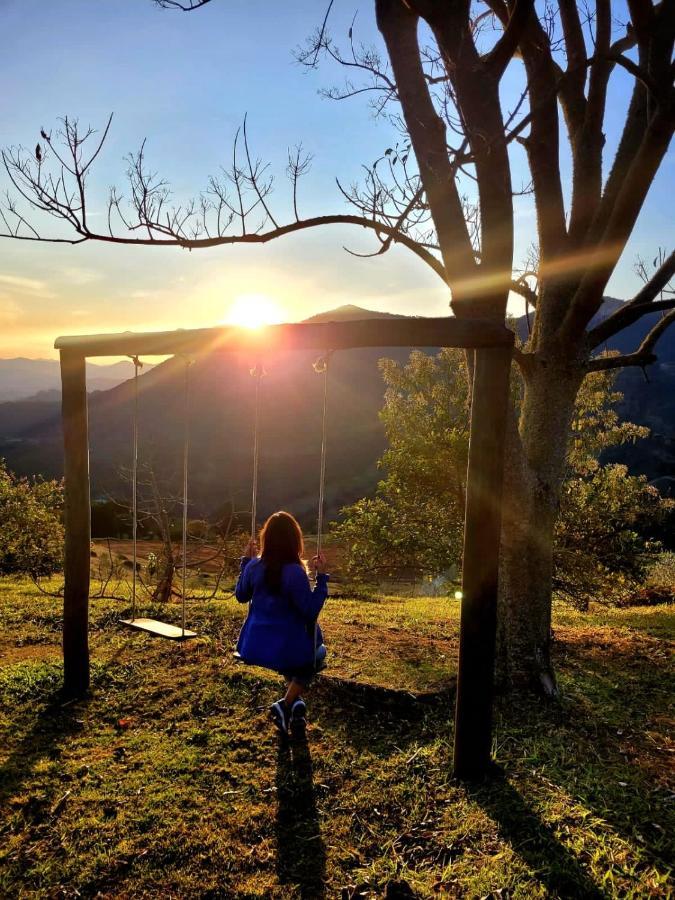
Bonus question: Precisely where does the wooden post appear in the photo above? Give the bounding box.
[454,346,511,780]
[59,350,91,696]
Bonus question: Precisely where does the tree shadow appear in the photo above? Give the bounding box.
[470,776,607,899]
[0,689,89,819]
[275,726,327,899]
[499,634,675,868]
[311,675,454,756]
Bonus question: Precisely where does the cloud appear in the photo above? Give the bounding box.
[0,273,56,299]
[0,273,46,292]
[60,266,102,286]
[0,297,23,325]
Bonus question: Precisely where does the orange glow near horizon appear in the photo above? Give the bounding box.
[225,293,285,329]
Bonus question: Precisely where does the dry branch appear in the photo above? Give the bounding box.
[587,308,675,370]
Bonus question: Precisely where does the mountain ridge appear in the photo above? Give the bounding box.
[0,301,672,521]
[0,358,154,402]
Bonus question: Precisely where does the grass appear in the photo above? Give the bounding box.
[0,579,672,898]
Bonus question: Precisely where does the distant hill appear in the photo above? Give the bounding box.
[0,358,154,402]
[0,302,672,523]
[0,307,415,524]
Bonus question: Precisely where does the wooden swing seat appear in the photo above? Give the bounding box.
[120,617,197,640]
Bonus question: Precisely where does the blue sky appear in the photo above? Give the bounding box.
[0,0,672,357]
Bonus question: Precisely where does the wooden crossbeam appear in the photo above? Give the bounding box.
[54,315,514,357]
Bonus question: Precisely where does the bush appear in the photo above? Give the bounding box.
[334,354,668,603]
[332,349,468,584]
[0,460,64,578]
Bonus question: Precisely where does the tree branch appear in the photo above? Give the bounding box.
[560,0,675,340]
[2,113,449,283]
[587,308,675,370]
[420,3,517,316]
[485,0,535,79]
[510,277,538,308]
[153,0,213,9]
[375,0,478,305]
[504,5,568,268]
[568,0,611,245]
[588,250,675,345]
[562,103,674,343]
[630,248,675,305]
[0,209,448,281]
[558,0,587,103]
[589,297,675,347]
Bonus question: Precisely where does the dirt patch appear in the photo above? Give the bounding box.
[334,621,457,658]
[0,643,60,665]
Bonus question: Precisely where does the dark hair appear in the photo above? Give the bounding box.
[260,511,305,593]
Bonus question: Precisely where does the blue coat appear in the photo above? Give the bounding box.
[235,557,328,672]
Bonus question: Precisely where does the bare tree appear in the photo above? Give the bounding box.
[2,0,674,694]
[115,460,242,604]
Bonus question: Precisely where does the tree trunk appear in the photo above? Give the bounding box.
[152,545,175,604]
[498,358,582,696]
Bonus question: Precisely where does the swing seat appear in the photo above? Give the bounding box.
[121,617,197,640]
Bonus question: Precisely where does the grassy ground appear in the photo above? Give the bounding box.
[0,580,672,898]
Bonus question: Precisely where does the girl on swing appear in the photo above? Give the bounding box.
[235,511,329,735]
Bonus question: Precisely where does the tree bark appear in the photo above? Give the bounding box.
[152,551,175,604]
[498,356,582,696]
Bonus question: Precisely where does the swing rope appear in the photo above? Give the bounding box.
[313,353,331,557]
[313,352,332,670]
[130,355,143,622]
[180,358,193,637]
[121,355,196,641]
[236,354,332,672]
[250,363,265,539]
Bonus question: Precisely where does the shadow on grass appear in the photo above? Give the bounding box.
[276,726,327,900]
[538,636,674,865]
[0,689,88,819]
[471,777,607,899]
[312,675,454,757]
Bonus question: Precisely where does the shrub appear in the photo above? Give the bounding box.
[0,460,64,578]
[334,355,668,604]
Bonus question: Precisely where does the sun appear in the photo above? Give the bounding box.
[225,293,285,329]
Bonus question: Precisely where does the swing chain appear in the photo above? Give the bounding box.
[128,355,145,622]
[121,355,197,641]
[250,361,267,541]
[313,351,332,558]
[312,351,333,672]
[180,357,195,636]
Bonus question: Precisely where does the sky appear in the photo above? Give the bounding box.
[0,0,672,358]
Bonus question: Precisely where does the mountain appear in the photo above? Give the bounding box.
[0,307,415,524]
[0,302,672,523]
[0,358,153,402]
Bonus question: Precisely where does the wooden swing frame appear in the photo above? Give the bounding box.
[56,315,514,780]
